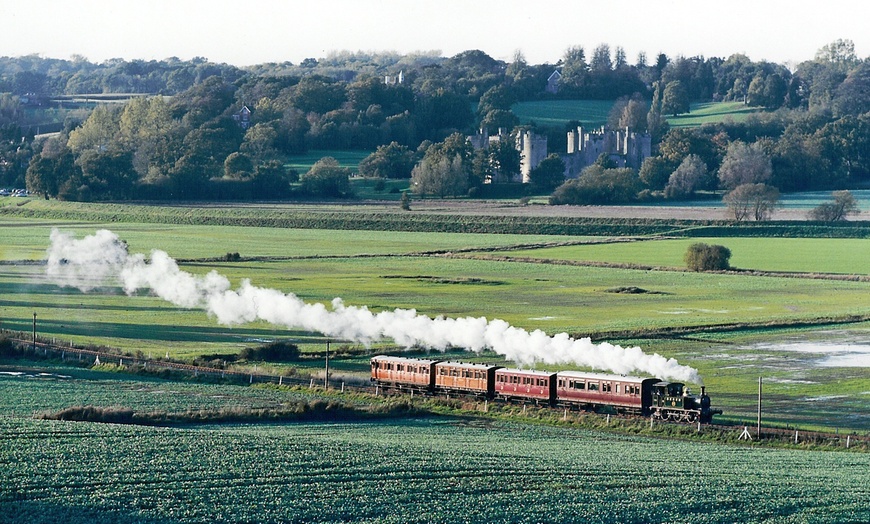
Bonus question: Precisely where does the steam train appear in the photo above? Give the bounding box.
[371,355,721,423]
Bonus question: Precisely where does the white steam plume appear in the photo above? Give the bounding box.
[45,229,702,383]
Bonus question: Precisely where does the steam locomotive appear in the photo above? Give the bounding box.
[371,355,721,423]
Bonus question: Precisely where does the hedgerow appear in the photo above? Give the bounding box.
[4,200,870,237]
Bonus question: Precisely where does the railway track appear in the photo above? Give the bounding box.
[4,333,867,449]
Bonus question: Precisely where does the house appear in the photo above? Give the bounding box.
[546,70,561,94]
[233,106,252,130]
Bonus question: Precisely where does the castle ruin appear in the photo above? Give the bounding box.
[563,126,651,178]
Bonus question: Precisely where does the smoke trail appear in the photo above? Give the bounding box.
[44,229,702,383]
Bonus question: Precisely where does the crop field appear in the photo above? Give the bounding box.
[1,411,867,523]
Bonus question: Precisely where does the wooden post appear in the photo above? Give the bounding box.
[32,312,36,351]
[757,376,762,439]
[650,416,654,430]
[794,430,799,444]
[563,408,567,421]
[606,414,610,425]
[484,400,488,413]
[847,435,851,449]
[324,340,330,389]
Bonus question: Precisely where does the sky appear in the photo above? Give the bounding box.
[1,0,867,68]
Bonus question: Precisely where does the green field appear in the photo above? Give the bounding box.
[503,237,870,275]
[511,99,614,127]
[284,149,373,173]
[1,203,870,432]
[0,366,867,524]
[666,101,762,127]
[511,100,763,129]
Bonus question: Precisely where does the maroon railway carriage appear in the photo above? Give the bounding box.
[494,369,557,405]
[556,371,658,414]
[370,355,441,391]
[434,361,502,398]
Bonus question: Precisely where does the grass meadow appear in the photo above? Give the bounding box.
[284,149,373,173]
[1,204,870,431]
[512,99,614,127]
[511,100,762,129]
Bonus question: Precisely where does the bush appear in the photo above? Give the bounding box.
[239,341,300,362]
[685,242,731,271]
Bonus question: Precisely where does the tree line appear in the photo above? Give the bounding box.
[0,40,868,207]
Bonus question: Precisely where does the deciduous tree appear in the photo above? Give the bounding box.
[808,190,860,221]
[723,183,779,221]
[718,141,772,189]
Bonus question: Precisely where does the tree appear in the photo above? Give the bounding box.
[808,190,860,221]
[224,152,254,180]
[723,183,779,221]
[661,80,690,116]
[528,154,565,192]
[67,105,120,155]
[358,142,416,179]
[685,243,731,271]
[300,157,352,198]
[411,154,467,198]
[664,154,708,199]
[76,150,138,200]
[638,156,673,190]
[26,149,79,199]
[485,137,521,183]
[717,141,772,189]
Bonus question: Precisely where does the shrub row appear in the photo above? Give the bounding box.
[5,203,870,238]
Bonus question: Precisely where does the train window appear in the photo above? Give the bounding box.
[602,383,611,392]
[558,380,565,388]
[614,385,620,393]
[588,383,599,391]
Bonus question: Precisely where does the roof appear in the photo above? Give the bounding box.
[371,355,441,366]
[436,361,502,371]
[557,370,655,383]
[496,368,556,378]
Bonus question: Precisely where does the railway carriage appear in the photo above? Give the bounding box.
[494,369,557,405]
[556,371,656,414]
[433,361,501,398]
[370,355,440,392]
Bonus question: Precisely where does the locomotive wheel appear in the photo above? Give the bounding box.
[685,412,698,423]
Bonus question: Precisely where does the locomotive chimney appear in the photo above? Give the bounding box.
[701,386,706,397]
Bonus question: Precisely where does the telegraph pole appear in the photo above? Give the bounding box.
[757,376,762,439]
[324,340,330,389]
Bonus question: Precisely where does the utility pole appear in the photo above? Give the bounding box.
[32,312,37,350]
[757,376,762,439]
[324,340,330,389]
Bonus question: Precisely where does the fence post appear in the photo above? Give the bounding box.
[795,430,799,444]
